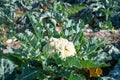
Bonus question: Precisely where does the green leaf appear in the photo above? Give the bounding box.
[0,58,15,80]
[15,67,38,80]
[80,60,100,68]
[0,54,24,66]
[64,57,81,69]
[69,72,83,80]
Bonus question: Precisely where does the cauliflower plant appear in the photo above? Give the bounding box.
[43,37,76,58]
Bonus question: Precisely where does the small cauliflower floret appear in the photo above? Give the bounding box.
[61,42,76,58]
[42,37,76,58]
[49,37,58,46]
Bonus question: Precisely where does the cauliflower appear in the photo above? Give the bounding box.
[43,37,76,58]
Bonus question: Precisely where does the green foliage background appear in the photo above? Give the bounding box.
[0,0,120,80]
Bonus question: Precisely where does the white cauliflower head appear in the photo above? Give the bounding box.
[43,37,76,58]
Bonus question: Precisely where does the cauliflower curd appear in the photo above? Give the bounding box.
[43,37,76,58]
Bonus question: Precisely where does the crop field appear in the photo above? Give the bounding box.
[0,0,120,80]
